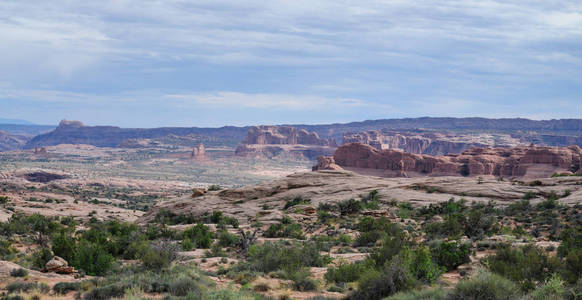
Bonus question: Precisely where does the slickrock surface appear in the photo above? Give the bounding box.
[315,143,582,178]
[142,170,582,224]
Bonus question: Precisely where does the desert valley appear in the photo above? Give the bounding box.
[1,117,582,299]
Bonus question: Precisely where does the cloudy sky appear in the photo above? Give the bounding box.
[1,1,581,127]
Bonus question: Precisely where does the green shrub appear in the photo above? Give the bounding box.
[338,198,362,215]
[263,222,304,239]
[183,224,213,248]
[31,247,53,270]
[182,238,195,251]
[9,268,28,277]
[347,256,415,300]
[325,261,373,284]
[385,288,449,300]
[82,284,125,300]
[246,242,330,273]
[0,239,15,257]
[484,244,558,291]
[6,281,38,293]
[558,228,582,258]
[408,246,442,284]
[563,249,582,284]
[284,196,311,209]
[53,282,81,294]
[449,269,520,300]
[217,231,239,247]
[74,240,114,276]
[141,240,179,270]
[430,241,471,271]
[529,273,565,300]
[290,269,319,291]
[370,232,409,267]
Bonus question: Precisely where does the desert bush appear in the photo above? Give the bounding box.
[53,282,81,294]
[484,244,558,291]
[246,242,330,274]
[430,241,471,271]
[338,198,362,215]
[9,268,28,277]
[408,246,442,284]
[263,222,304,239]
[74,240,114,276]
[141,239,179,270]
[347,256,415,300]
[449,269,520,300]
[217,230,239,247]
[31,247,53,270]
[563,249,582,284]
[529,273,566,300]
[385,288,449,300]
[353,231,384,247]
[83,284,125,300]
[183,223,213,248]
[0,239,15,257]
[558,228,582,258]
[505,199,531,216]
[290,269,319,291]
[284,196,311,209]
[369,233,410,268]
[325,261,373,284]
[418,198,467,219]
[6,281,38,293]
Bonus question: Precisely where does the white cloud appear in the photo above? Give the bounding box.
[164,91,366,109]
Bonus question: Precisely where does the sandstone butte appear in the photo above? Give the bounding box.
[314,142,582,178]
[235,125,336,159]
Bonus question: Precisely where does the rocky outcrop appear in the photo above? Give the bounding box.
[242,126,333,146]
[141,170,582,224]
[191,144,206,159]
[343,130,511,155]
[236,126,337,159]
[317,143,582,178]
[45,256,76,274]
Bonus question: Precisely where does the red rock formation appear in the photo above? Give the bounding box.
[236,126,336,159]
[242,126,331,146]
[316,143,582,178]
[191,143,206,159]
[343,130,495,155]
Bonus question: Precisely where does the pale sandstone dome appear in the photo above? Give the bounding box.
[315,143,582,178]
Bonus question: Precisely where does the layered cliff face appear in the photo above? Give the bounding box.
[342,130,516,155]
[236,126,337,159]
[315,143,582,178]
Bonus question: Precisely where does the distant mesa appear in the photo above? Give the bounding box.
[235,125,337,159]
[314,142,582,179]
[57,119,85,129]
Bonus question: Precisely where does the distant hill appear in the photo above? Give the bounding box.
[0,118,37,125]
[18,117,582,151]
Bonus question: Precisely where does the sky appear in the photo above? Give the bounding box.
[0,0,581,127]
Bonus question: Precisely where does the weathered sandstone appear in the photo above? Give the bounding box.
[236,126,337,159]
[316,143,582,178]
